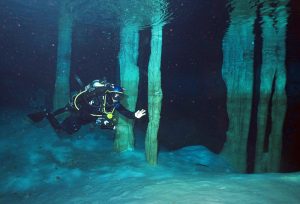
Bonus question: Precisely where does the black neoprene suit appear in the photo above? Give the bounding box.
[46,90,135,135]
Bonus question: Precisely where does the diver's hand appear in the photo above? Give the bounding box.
[135,109,146,119]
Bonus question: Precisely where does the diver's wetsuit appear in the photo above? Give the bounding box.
[46,87,135,135]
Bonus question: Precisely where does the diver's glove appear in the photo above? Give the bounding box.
[134,109,146,118]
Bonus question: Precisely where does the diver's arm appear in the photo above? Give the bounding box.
[115,103,136,119]
[115,103,146,119]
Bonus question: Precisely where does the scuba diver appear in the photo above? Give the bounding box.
[27,79,146,135]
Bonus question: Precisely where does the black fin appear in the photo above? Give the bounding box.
[27,111,47,122]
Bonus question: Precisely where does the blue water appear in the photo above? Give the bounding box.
[1,0,300,168]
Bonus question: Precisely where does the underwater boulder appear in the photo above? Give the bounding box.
[173,145,234,172]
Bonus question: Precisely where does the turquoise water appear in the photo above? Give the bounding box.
[1,0,299,169]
